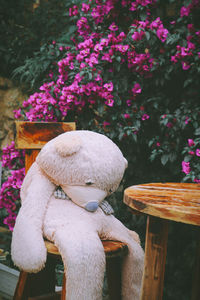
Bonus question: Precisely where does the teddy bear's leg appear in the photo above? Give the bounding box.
[103,215,144,300]
[53,226,106,300]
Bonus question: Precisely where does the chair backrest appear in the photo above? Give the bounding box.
[15,121,76,172]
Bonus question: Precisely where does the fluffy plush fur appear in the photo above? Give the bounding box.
[11,130,144,300]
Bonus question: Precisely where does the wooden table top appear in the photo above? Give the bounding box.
[123,183,200,226]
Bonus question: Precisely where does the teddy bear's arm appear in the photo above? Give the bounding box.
[11,162,55,272]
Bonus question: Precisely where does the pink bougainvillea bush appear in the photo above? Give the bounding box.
[0,142,25,230]
[1,0,200,230]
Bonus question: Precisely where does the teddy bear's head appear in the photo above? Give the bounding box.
[36,130,127,212]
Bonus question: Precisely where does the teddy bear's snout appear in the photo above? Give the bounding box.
[85,201,99,212]
[61,185,107,212]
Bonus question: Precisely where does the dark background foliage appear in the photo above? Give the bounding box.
[0,0,78,86]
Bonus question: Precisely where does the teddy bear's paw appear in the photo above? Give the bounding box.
[128,230,141,245]
[11,239,47,273]
[11,215,47,272]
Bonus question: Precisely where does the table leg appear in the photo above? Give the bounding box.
[141,216,169,300]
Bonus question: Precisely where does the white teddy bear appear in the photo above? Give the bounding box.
[11,130,144,300]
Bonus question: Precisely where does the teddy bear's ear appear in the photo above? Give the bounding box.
[54,134,81,157]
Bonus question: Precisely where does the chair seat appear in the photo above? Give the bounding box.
[45,239,128,259]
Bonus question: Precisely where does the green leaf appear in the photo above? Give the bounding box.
[116,56,121,63]
[195,128,200,135]
[139,11,147,21]
[183,78,192,88]
[161,154,169,165]
[148,140,154,147]
[79,71,85,77]
[184,155,192,162]
[115,64,121,72]
[88,72,93,80]
[145,32,150,40]
[169,152,177,162]
[184,0,192,5]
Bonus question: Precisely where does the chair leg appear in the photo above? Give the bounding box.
[106,256,122,300]
[13,257,57,300]
[13,271,29,300]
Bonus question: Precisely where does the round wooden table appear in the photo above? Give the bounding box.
[123,182,200,300]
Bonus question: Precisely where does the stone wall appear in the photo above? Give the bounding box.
[0,77,27,151]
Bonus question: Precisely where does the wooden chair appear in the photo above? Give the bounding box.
[13,121,128,300]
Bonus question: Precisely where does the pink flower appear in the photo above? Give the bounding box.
[81,3,90,12]
[156,27,168,42]
[196,31,200,37]
[182,161,191,174]
[196,149,200,157]
[129,2,137,11]
[13,108,22,119]
[141,114,150,120]
[189,151,195,155]
[132,83,142,94]
[115,45,129,54]
[69,5,79,16]
[3,212,17,231]
[94,43,103,52]
[194,178,200,183]
[181,61,191,70]
[188,139,195,147]
[171,55,178,63]
[95,74,102,82]
[103,82,113,92]
[150,17,162,30]
[126,99,132,106]
[166,122,173,128]
[185,117,190,124]
[102,53,112,62]
[124,113,130,119]
[187,41,195,50]
[109,23,119,31]
[105,98,114,107]
[103,121,110,128]
[180,6,191,17]
[180,47,189,57]
[132,31,145,41]
[187,24,194,31]
[2,142,25,169]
